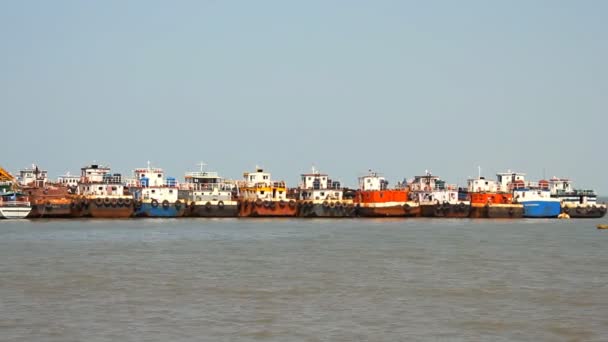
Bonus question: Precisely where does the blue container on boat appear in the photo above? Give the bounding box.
[140,177,149,187]
[166,177,176,187]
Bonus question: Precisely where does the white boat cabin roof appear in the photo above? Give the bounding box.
[409,173,440,192]
[358,171,388,191]
[548,177,573,194]
[300,167,341,190]
[184,162,223,184]
[80,164,122,184]
[496,170,526,189]
[467,177,500,193]
[17,164,48,187]
[242,167,278,187]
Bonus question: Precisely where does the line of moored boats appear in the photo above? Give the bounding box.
[0,162,606,220]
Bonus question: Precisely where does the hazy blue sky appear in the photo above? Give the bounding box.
[1,1,606,192]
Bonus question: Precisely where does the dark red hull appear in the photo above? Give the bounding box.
[87,202,133,218]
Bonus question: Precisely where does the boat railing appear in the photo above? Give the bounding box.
[442,184,458,191]
[186,183,234,192]
[0,200,31,206]
[236,181,286,189]
[554,189,596,196]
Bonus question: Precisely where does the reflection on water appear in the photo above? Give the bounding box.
[1,219,607,341]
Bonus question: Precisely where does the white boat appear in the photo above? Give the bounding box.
[408,172,470,217]
[0,190,32,219]
[298,167,354,217]
[0,167,32,219]
[182,163,239,217]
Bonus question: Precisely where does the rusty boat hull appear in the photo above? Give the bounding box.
[297,202,356,218]
[420,203,471,218]
[356,203,420,217]
[188,201,239,217]
[22,185,76,218]
[85,198,134,218]
[238,200,297,217]
[87,203,133,218]
[29,202,73,218]
[562,205,607,218]
[469,203,524,218]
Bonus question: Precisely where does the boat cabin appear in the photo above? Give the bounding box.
[57,173,79,187]
[409,172,460,204]
[184,164,235,202]
[409,173,440,192]
[548,177,574,195]
[496,171,526,191]
[17,165,47,187]
[78,164,125,196]
[239,167,287,200]
[299,167,342,201]
[548,177,597,205]
[358,171,389,191]
[467,177,500,193]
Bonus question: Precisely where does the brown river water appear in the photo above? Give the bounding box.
[1,218,607,341]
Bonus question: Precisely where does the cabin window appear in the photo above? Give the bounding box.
[263,176,268,180]
[279,191,283,194]
[151,190,156,193]
[260,191,265,195]
[158,174,162,178]
[141,174,145,177]
[169,190,173,194]
[98,187,103,191]
[320,192,325,196]
[111,186,117,191]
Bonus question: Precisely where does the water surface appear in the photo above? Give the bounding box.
[1,219,607,341]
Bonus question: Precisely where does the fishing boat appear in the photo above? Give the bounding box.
[354,170,417,217]
[18,165,76,218]
[128,163,186,218]
[297,167,355,217]
[0,182,32,219]
[182,163,239,217]
[76,164,134,218]
[466,171,524,218]
[549,177,606,218]
[237,167,297,217]
[0,166,32,219]
[410,172,470,218]
[0,191,32,219]
[510,177,561,218]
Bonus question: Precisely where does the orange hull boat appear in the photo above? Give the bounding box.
[238,199,297,217]
[355,190,416,217]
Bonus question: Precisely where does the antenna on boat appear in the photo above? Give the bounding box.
[147,160,151,170]
[478,166,481,178]
[198,161,206,172]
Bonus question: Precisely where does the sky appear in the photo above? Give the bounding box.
[1,1,606,192]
